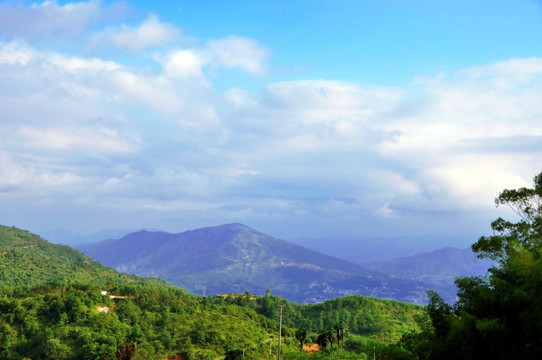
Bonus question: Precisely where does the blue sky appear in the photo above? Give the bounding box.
[1,0,542,241]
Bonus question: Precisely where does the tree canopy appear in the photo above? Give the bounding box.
[414,172,542,360]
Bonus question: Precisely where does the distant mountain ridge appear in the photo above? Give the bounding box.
[78,223,455,304]
[362,247,494,288]
[288,233,476,263]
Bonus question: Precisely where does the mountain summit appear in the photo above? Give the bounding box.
[79,223,450,303]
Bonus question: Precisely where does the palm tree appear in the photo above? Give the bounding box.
[316,331,328,350]
[333,323,346,351]
[295,327,307,355]
[317,328,336,352]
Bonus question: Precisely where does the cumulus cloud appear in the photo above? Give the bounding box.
[205,35,270,76]
[376,203,396,218]
[91,14,181,51]
[372,58,542,213]
[0,0,125,40]
[2,22,542,237]
[160,49,206,78]
[0,151,34,193]
[260,80,399,125]
[153,35,270,79]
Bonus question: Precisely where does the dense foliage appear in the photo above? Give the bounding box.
[0,281,425,360]
[0,281,281,359]
[404,172,542,360]
[212,291,422,339]
[0,225,172,289]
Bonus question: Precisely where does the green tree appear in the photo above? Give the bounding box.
[425,172,542,360]
[333,323,346,351]
[316,328,335,352]
[0,321,16,357]
[295,327,307,354]
[224,348,243,360]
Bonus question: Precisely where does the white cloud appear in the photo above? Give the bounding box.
[462,57,542,83]
[0,41,35,65]
[368,171,419,196]
[0,150,85,197]
[15,126,137,153]
[206,35,270,76]
[261,80,399,126]
[2,28,542,237]
[92,14,181,51]
[155,35,271,79]
[48,53,121,72]
[0,0,124,40]
[160,49,206,78]
[372,58,542,212]
[376,203,395,218]
[0,151,34,192]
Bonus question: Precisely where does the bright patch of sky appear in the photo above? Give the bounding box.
[1,0,542,241]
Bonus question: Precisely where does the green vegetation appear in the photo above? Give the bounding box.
[0,281,424,360]
[0,281,281,359]
[1,225,427,359]
[402,172,542,359]
[212,292,424,360]
[0,225,172,289]
[212,291,422,339]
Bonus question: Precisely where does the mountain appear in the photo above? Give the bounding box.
[0,225,172,289]
[362,247,494,288]
[288,234,476,263]
[0,225,427,359]
[78,223,454,304]
[44,228,137,246]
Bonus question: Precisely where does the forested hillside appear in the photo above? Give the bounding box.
[215,291,422,340]
[0,225,427,359]
[0,282,281,359]
[0,225,173,289]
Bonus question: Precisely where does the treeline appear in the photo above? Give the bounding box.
[399,173,542,360]
[209,291,422,338]
[0,281,281,360]
[0,280,425,360]
[0,225,172,289]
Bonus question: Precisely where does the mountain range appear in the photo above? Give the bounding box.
[362,246,493,288]
[289,233,476,264]
[78,223,457,304]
